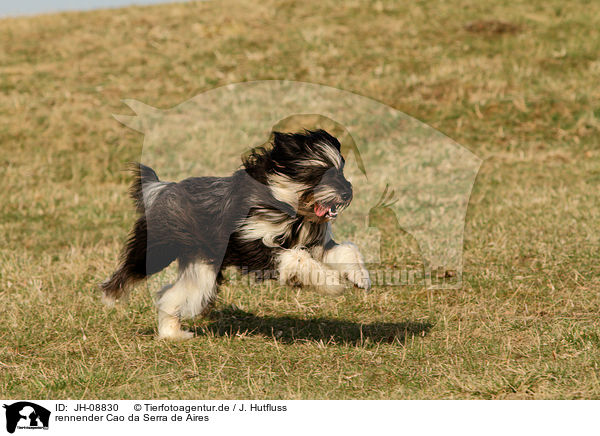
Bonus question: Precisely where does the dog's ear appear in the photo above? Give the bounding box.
[305,129,341,152]
[272,131,302,152]
[330,137,342,152]
[318,129,342,151]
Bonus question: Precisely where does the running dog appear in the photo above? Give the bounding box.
[101,130,370,339]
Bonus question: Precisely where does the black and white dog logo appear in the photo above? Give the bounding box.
[3,402,50,433]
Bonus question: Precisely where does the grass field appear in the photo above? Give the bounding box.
[1,0,599,399]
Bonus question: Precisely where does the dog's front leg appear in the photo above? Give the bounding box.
[322,242,371,291]
[277,248,346,296]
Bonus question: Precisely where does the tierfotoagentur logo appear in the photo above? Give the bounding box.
[3,402,50,433]
[115,80,481,291]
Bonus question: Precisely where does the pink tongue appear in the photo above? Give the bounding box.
[314,204,328,217]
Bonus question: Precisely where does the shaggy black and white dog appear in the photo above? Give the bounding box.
[101,130,370,339]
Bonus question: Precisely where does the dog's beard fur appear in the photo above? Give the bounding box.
[101,129,369,339]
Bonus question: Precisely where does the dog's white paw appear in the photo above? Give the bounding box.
[323,242,371,291]
[157,310,195,340]
[344,265,371,291]
[173,329,195,340]
[158,329,194,341]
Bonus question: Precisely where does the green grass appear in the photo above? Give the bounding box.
[1,0,599,399]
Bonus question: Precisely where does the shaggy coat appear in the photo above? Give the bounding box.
[101,130,370,339]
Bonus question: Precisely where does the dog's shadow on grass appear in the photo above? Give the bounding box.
[191,307,432,346]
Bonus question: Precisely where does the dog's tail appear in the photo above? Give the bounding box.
[100,163,162,305]
[129,162,161,213]
[101,217,150,305]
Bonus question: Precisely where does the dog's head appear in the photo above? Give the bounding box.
[246,129,353,223]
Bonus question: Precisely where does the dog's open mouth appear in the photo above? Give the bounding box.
[314,202,339,219]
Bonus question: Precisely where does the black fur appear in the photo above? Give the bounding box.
[101,129,352,300]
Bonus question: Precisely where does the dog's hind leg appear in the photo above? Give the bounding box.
[155,260,218,340]
[277,248,346,296]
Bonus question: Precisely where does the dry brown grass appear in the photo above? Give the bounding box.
[1,0,599,399]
